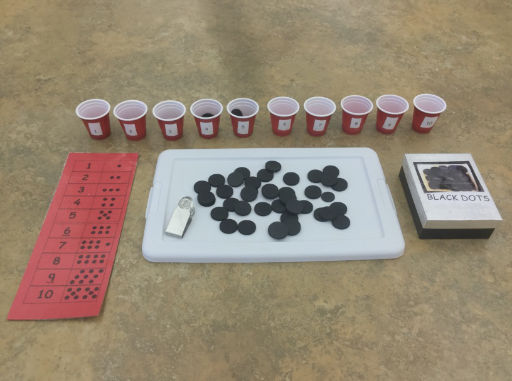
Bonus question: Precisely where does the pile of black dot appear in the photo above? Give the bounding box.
[422,165,476,191]
[193,161,350,240]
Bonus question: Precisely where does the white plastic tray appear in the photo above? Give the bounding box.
[142,148,404,262]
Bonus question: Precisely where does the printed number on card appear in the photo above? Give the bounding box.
[124,124,137,136]
[350,118,361,129]
[313,119,326,132]
[165,123,178,136]
[382,117,398,130]
[237,121,249,135]
[88,122,103,136]
[420,116,437,128]
[200,122,214,135]
[278,119,291,131]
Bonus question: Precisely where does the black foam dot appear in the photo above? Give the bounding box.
[286,199,303,214]
[234,201,251,216]
[197,192,216,207]
[238,220,256,235]
[234,167,250,179]
[332,178,348,191]
[211,207,229,221]
[261,184,279,199]
[220,219,238,234]
[283,172,300,186]
[223,197,238,211]
[314,208,330,222]
[305,185,322,199]
[278,187,296,203]
[321,192,335,202]
[286,220,301,236]
[319,206,337,221]
[227,171,244,187]
[231,108,243,116]
[257,169,274,182]
[202,112,214,117]
[241,186,258,202]
[194,180,211,194]
[329,202,347,216]
[208,174,225,187]
[265,161,281,173]
[300,200,313,214]
[280,212,298,223]
[321,173,337,187]
[323,165,340,179]
[254,202,272,216]
[332,215,351,229]
[271,199,286,213]
[244,176,261,189]
[268,221,288,240]
[216,185,234,199]
[307,169,322,183]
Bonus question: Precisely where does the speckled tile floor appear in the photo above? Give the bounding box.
[1,0,511,380]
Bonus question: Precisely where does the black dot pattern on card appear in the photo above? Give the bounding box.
[8,154,138,321]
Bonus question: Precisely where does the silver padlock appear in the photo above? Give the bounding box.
[165,196,195,238]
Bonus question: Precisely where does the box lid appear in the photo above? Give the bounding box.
[142,148,405,262]
[402,153,502,229]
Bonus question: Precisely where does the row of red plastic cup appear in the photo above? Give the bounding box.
[75,94,446,140]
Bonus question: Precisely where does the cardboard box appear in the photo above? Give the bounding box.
[399,153,502,239]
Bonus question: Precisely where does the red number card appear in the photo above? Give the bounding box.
[8,153,138,320]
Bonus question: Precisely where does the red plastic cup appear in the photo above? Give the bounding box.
[152,100,186,140]
[190,99,223,139]
[375,95,409,134]
[267,96,300,136]
[113,100,148,141]
[303,96,336,136]
[340,95,373,134]
[75,99,111,139]
[227,98,259,138]
[412,94,446,133]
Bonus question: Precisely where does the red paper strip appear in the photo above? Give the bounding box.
[8,153,138,320]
